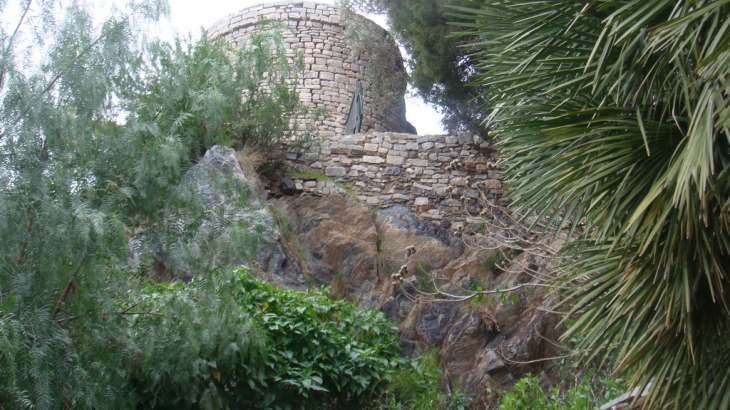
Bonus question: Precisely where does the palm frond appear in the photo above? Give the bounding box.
[455,0,730,408]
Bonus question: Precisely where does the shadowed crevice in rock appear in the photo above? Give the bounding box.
[263,192,561,403]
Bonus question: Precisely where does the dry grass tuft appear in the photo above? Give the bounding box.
[237,145,265,177]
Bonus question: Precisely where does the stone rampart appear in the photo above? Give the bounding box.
[208,1,410,137]
[286,132,503,226]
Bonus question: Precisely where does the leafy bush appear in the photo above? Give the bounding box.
[125,268,404,409]
[498,373,622,410]
[233,268,403,408]
[377,350,469,410]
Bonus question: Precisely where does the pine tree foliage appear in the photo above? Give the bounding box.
[0,1,314,408]
[454,1,730,408]
[1,1,170,406]
[133,23,318,166]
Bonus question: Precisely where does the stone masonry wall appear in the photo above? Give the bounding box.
[286,132,504,227]
[208,1,410,137]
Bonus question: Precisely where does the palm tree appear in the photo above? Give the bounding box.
[454,1,730,408]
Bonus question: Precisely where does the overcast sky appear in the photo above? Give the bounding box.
[159,0,446,135]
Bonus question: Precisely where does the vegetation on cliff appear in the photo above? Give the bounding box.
[0,0,466,408]
[452,1,730,408]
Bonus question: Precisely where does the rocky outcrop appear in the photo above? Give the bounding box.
[130,146,307,287]
[152,146,560,406]
[385,245,562,398]
[269,191,561,404]
[270,195,464,305]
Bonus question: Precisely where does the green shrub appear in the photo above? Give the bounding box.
[135,22,319,164]
[126,268,404,409]
[498,373,623,410]
[234,268,403,408]
[124,273,267,409]
[378,350,469,410]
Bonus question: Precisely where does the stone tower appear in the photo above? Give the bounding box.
[207,1,411,137]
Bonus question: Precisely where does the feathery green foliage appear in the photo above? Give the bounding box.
[1,1,170,406]
[135,23,318,164]
[454,1,730,408]
[0,0,316,407]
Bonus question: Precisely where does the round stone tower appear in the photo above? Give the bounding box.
[207,1,411,137]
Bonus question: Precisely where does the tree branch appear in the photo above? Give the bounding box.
[15,209,36,265]
[0,0,34,93]
[52,254,87,318]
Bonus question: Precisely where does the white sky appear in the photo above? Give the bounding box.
[159,0,446,135]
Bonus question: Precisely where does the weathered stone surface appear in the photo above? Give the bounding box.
[414,197,429,206]
[482,179,502,189]
[131,146,306,287]
[184,145,560,405]
[362,155,385,164]
[388,246,562,397]
[325,166,347,177]
[288,132,504,226]
[208,2,410,136]
[270,198,464,306]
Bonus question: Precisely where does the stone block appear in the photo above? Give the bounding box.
[482,179,502,189]
[386,155,404,165]
[457,133,472,144]
[433,184,449,196]
[405,142,419,151]
[414,197,429,206]
[407,159,429,167]
[325,166,347,177]
[363,155,385,164]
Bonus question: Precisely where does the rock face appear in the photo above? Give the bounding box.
[130,146,308,287]
[270,196,464,305]
[269,192,561,405]
[156,146,560,406]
